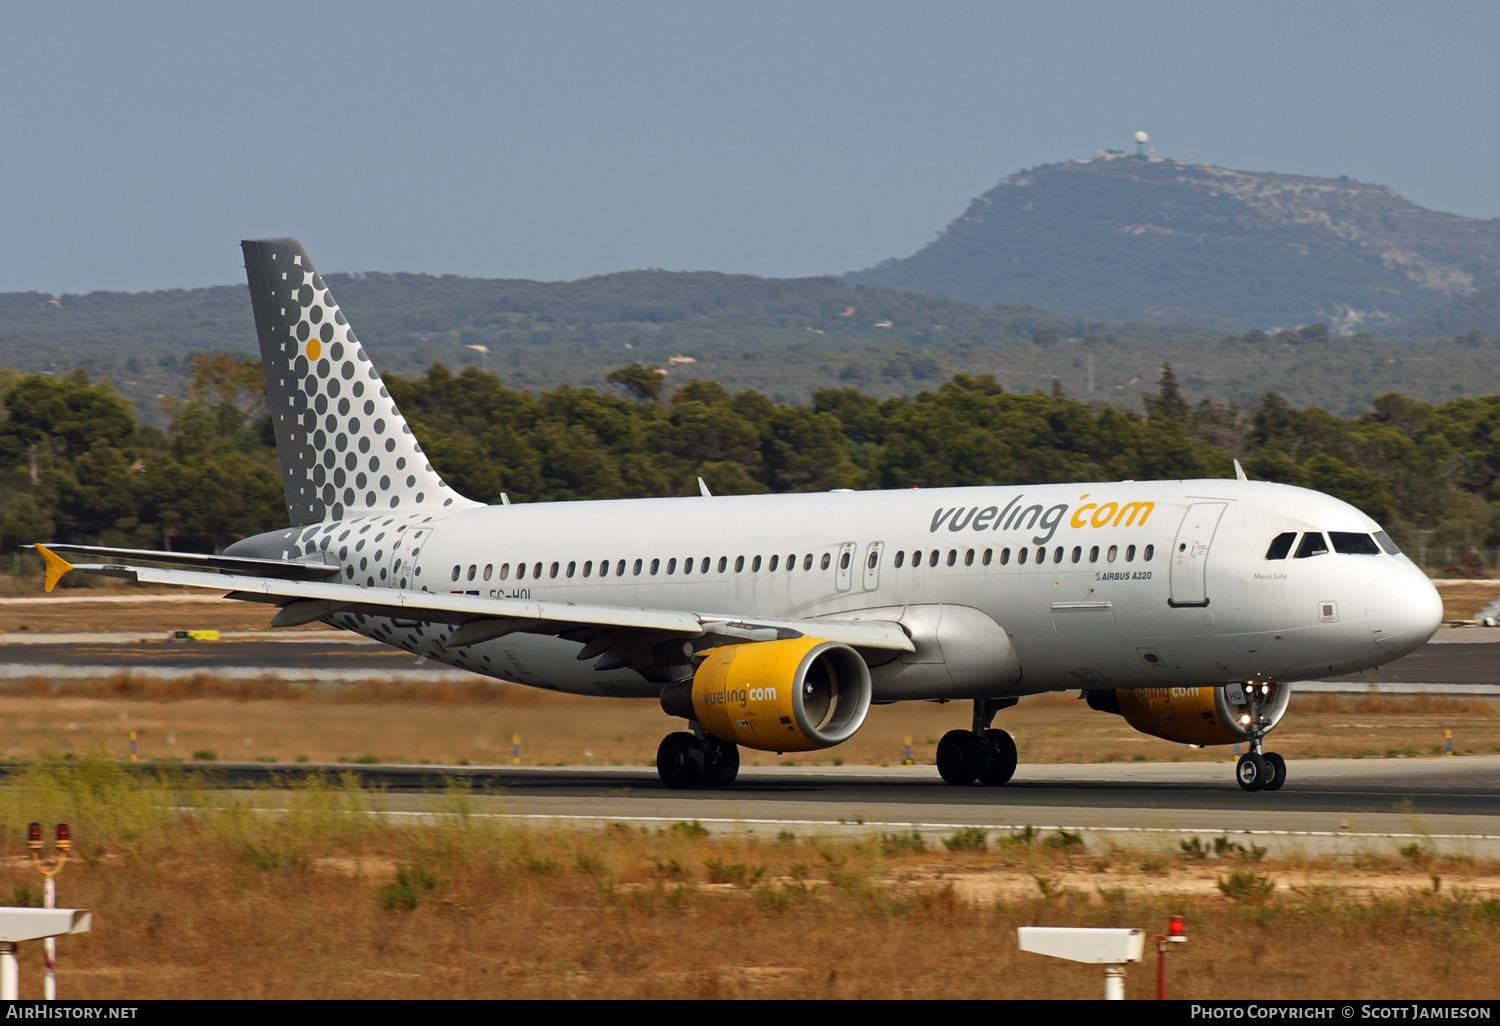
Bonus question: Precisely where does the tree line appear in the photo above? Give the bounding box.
[3,356,1498,572]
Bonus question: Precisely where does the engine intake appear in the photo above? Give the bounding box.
[660,637,872,752]
[1086,682,1291,746]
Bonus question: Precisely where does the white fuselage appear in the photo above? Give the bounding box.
[293,478,1442,701]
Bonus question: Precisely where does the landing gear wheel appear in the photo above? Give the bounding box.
[937,729,982,785]
[1261,752,1286,792]
[657,732,706,788]
[700,739,740,788]
[1236,752,1268,792]
[976,728,1018,785]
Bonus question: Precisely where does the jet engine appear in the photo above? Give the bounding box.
[1085,682,1290,746]
[659,637,872,752]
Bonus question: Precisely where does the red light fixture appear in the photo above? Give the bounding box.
[55,824,70,851]
[1168,914,1186,942]
[27,822,41,850]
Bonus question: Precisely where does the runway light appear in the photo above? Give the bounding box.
[55,824,70,851]
[28,822,41,851]
[1168,914,1187,942]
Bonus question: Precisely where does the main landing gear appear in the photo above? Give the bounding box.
[936,698,1019,786]
[656,730,740,789]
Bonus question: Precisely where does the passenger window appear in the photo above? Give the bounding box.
[483,564,493,581]
[719,556,728,573]
[735,556,745,572]
[822,553,832,570]
[549,562,559,579]
[752,555,762,571]
[840,552,852,570]
[1035,547,1046,564]
[964,549,974,566]
[803,554,813,571]
[787,554,796,570]
[1054,546,1064,563]
[616,560,626,577]
[1089,545,1100,563]
[1374,531,1401,555]
[582,561,591,577]
[1330,532,1381,555]
[1107,545,1117,562]
[533,562,542,579]
[929,550,939,568]
[517,563,527,580]
[1294,533,1329,559]
[1125,545,1135,562]
[451,565,461,582]
[567,561,576,578]
[867,551,878,569]
[894,551,905,568]
[1072,546,1081,563]
[947,550,957,567]
[982,549,993,566]
[683,557,693,575]
[500,563,510,580]
[667,558,677,574]
[1144,545,1154,561]
[769,555,779,571]
[468,565,477,581]
[1018,547,1028,565]
[598,560,608,578]
[650,558,660,575]
[1000,548,1010,565]
[633,559,643,576]
[1265,532,1297,560]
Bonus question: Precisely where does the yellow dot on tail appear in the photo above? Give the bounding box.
[307,337,322,361]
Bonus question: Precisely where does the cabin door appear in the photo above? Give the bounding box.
[1168,502,1227,607]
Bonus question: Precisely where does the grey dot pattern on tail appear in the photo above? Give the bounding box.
[242,238,479,527]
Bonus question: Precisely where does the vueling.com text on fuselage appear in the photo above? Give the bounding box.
[929,494,1155,546]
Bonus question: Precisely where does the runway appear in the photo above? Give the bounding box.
[1,626,1499,687]
[110,755,1500,856]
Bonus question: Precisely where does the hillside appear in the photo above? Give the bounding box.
[847,152,1500,331]
[1393,281,1500,339]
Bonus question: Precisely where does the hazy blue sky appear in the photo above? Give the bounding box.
[4,1,1498,293]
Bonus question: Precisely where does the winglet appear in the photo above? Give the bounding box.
[35,544,73,593]
[1233,459,1248,482]
[698,477,712,498]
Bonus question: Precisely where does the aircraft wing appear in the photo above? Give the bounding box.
[35,545,915,654]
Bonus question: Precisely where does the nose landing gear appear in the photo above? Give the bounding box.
[1230,680,1288,792]
[937,698,1020,786]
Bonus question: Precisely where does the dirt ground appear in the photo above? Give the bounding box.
[0,759,1496,1000]
[0,677,1494,767]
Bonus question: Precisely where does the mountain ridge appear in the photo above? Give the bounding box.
[847,152,1500,331]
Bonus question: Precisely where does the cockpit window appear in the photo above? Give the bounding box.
[1294,532,1329,558]
[1265,532,1296,560]
[1374,531,1401,555]
[1330,531,1381,555]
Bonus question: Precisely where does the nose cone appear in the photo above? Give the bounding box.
[1366,570,1444,657]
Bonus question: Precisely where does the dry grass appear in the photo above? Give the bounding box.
[1434,580,1500,622]
[1,678,1494,767]
[0,757,1496,999]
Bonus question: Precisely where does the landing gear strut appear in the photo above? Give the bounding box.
[937,698,1019,786]
[656,728,740,789]
[1233,681,1287,792]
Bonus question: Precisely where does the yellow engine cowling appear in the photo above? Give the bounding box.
[659,637,872,752]
[1086,683,1291,746]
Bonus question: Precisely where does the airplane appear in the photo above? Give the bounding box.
[33,238,1445,793]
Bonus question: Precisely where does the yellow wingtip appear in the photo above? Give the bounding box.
[35,544,73,593]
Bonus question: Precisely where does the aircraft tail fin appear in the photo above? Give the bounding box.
[241,238,477,526]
